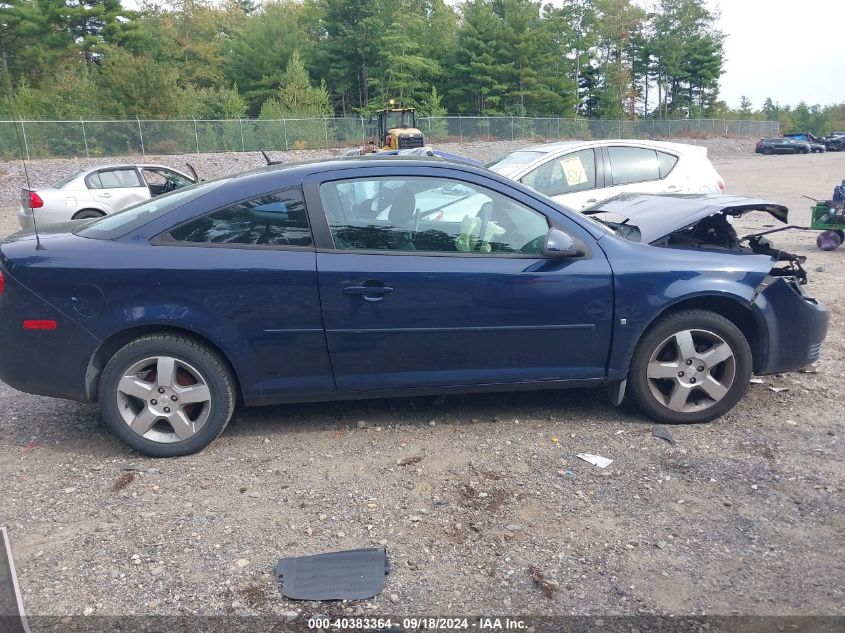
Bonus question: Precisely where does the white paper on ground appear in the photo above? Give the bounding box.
[576,453,613,468]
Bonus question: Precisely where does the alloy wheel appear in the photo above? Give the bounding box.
[116,356,212,443]
[645,328,736,413]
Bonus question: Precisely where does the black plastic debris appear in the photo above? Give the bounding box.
[276,548,388,601]
[0,527,30,633]
[652,424,676,446]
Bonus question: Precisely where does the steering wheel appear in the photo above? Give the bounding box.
[162,178,176,193]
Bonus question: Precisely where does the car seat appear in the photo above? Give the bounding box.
[388,191,418,250]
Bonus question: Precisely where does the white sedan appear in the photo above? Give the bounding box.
[19,163,198,229]
[486,139,725,210]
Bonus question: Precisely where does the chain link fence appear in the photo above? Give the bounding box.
[0,116,780,160]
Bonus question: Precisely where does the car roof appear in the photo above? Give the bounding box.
[518,138,704,155]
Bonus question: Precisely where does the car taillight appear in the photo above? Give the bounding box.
[0,271,4,295]
[28,191,43,209]
[718,178,725,191]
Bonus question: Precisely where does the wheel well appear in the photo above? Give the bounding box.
[656,296,763,372]
[85,325,242,402]
[72,208,106,220]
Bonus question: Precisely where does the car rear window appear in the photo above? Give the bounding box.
[52,171,84,189]
[657,151,678,178]
[75,178,230,240]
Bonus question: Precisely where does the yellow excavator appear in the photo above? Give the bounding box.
[376,100,425,150]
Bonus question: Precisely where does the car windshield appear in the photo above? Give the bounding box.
[75,178,230,240]
[485,151,545,177]
[52,170,84,189]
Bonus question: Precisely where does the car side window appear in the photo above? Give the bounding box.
[168,188,312,247]
[656,151,679,178]
[87,168,144,189]
[521,149,596,196]
[319,176,549,255]
[608,147,660,185]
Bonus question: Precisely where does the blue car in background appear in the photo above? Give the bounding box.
[0,159,828,456]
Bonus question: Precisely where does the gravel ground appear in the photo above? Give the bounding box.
[0,141,842,620]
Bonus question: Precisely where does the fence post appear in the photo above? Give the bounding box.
[427,117,432,142]
[556,116,560,139]
[238,118,245,152]
[136,116,145,155]
[511,115,514,141]
[191,117,200,154]
[324,118,329,149]
[18,117,30,161]
[458,114,463,144]
[361,116,366,146]
[283,118,289,150]
[80,117,89,158]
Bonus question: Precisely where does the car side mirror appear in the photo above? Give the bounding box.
[543,227,585,258]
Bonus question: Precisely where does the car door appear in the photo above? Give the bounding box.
[305,167,614,392]
[141,167,195,197]
[518,148,605,210]
[85,167,151,213]
[151,187,334,399]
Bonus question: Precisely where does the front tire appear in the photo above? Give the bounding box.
[628,310,752,424]
[98,334,235,457]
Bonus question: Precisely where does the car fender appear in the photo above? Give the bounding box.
[596,235,771,382]
[86,299,251,400]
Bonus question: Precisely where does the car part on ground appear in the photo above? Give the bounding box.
[276,548,389,600]
[0,160,828,456]
[18,163,197,229]
[486,139,725,211]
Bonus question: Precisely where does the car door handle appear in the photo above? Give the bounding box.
[344,285,394,301]
[98,193,112,198]
[665,185,681,192]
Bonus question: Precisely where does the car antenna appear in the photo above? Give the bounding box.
[802,194,821,203]
[260,150,284,166]
[8,106,44,250]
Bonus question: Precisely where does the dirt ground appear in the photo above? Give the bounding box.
[0,144,842,621]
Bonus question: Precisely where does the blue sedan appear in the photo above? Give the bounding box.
[0,159,829,456]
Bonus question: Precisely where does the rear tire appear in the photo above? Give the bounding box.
[73,209,105,220]
[98,334,235,457]
[762,147,773,155]
[628,310,752,424]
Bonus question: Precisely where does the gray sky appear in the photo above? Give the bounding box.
[709,0,845,109]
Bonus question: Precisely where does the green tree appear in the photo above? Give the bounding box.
[258,50,331,118]
[222,0,311,114]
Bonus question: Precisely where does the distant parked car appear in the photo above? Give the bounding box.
[19,163,198,229]
[755,138,811,155]
[486,140,725,210]
[783,133,827,153]
[823,133,845,152]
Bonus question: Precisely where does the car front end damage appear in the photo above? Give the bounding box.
[588,193,829,375]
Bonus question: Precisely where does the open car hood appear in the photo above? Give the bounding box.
[584,193,788,244]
